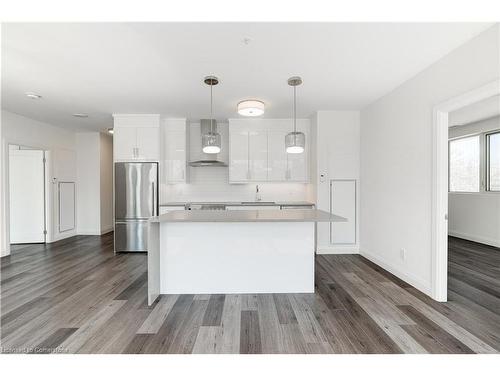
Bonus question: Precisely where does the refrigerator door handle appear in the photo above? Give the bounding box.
[152,181,156,216]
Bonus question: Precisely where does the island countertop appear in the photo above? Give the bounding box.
[149,208,345,223]
[159,201,315,207]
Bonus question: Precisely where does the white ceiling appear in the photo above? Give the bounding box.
[449,94,500,127]
[1,22,493,132]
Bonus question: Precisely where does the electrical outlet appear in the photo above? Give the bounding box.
[400,248,406,261]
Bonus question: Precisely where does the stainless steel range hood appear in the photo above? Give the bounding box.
[189,119,228,167]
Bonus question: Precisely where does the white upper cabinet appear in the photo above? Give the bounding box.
[229,119,309,183]
[268,131,288,181]
[249,131,268,181]
[287,152,307,182]
[112,114,160,162]
[229,130,250,182]
[162,119,187,184]
[113,127,137,160]
[137,127,160,160]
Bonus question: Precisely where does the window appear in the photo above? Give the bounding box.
[449,135,480,192]
[487,131,500,191]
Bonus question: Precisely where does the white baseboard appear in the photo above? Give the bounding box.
[77,227,113,236]
[316,245,359,255]
[448,230,500,248]
[48,231,76,243]
[359,249,432,296]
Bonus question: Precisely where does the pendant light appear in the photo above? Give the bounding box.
[285,76,305,154]
[202,75,221,154]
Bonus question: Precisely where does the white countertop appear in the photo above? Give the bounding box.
[150,208,344,223]
[159,201,315,207]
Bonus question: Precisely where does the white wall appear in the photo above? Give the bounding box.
[448,116,500,247]
[76,132,114,235]
[360,25,500,295]
[100,133,113,233]
[448,193,500,247]
[76,133,101,235]
[161,121,314,203]
[312,111,360,254]
[1,110,77,256]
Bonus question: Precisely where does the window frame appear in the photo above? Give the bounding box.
[448,133,482,194]
[486,129,500,192]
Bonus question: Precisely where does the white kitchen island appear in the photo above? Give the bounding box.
[147,209,345,305]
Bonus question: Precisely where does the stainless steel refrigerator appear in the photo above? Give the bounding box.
[114,162,158,253]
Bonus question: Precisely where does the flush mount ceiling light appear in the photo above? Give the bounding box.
[25,92,42,99]
[237,100,265,117]
[73,113,88,118]
[285,76,305,154]
[202,75,221,154]
[107,128,114,134]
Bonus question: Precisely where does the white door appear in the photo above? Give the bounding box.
[330,179,356,244]
[113,127,137,160]
[59,182,75,232]
[268,131,288,181]
[9,149,45,244]
[249,130,268,181]
[137,127,160,160]
[164,130,186,183]
[229,131,250,182]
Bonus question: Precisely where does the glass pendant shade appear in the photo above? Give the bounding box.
[285,131,305,154]
[202,132,221,154]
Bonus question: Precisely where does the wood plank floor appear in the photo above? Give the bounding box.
[1,233,499,354]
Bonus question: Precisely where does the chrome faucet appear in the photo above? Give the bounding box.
[255,185,262,202]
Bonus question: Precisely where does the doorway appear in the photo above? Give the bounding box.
[446,95,500,309]
[8,144,47,244]
[432,79,500,301]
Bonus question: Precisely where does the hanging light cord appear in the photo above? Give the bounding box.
[210,82,214,134]
[293,85,297,133]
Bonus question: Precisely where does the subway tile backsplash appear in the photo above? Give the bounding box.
[160,166,313,203]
